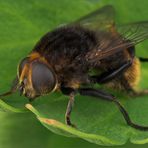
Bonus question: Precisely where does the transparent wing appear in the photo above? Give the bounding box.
[117,21,148,45]
[73,5,115,31]
[71,5,148,61]
[86,21,148,61]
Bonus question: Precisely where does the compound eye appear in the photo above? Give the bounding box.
[31,62,56,94]
[18,57,29,77]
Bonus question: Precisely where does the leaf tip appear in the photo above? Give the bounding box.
[25,103,33,110]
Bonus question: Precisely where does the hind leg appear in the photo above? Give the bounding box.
[139,57,148,62]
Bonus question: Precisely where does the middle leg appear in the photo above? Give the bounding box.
[90,60,132,84]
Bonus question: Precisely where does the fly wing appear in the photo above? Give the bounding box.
[117,21,148,45]
[97,21,148,60]
[73,5,115,32]
[73,5,148,61]
[84,21,148,62]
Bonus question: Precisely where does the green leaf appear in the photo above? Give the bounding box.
[0,99,26,112]
[0,0,148,146]
[25,103,123,145]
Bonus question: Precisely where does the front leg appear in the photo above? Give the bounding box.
[0,77,19,98]
[65,92,75,126]
[61,86,76,127]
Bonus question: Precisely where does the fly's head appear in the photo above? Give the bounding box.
[17,52,57,101]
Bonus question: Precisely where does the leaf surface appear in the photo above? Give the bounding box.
[0,0,148,146]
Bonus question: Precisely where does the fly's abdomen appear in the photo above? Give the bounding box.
[124,57,141,89]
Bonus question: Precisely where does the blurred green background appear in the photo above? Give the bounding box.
[0,0,148,147]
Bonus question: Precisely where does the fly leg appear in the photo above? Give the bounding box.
[65,93,75,127]
[139,57,148,62]
[0,91,14,97]
[78,88,148,131]
[90,46,135,84]
[0,77,19,98]
[61,86,76,127]
[90,60,132,84]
